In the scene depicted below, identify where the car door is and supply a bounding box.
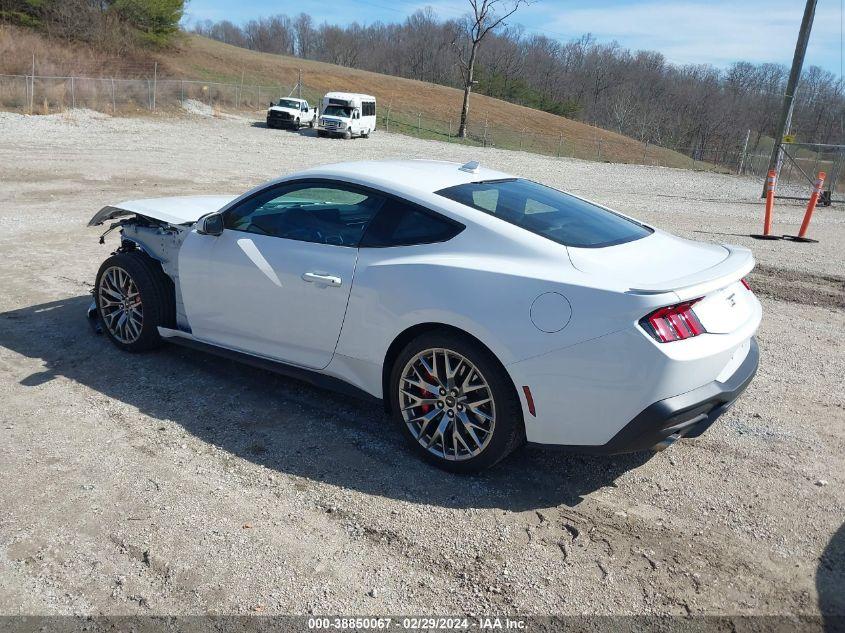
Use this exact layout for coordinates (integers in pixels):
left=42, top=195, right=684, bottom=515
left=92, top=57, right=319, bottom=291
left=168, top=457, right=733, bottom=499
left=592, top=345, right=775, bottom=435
left=178, top=180, right=386, bottom=369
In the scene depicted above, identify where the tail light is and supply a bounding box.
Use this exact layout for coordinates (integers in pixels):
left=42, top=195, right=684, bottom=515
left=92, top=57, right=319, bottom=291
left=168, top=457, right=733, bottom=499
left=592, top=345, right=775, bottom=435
left=741, top=278, right=751, bottom=290
left=641, top=299, right=706, bottom=343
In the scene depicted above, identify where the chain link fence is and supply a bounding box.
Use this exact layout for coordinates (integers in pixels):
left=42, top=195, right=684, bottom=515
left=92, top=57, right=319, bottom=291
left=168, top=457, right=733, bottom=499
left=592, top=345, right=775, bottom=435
left=4, top=72, right=819, bottom=178
left=1, top=73, right=300, bottom=116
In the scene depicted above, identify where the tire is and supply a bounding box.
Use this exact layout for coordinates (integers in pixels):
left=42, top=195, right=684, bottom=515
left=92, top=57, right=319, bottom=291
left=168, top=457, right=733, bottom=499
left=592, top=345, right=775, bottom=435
left=389, top=330, right=525, bottom=473
left=309, top=118, right=315, bottom=128
left=317, top=130, right=326, bottom=138
left=295, top=117, right=300, bottom=129
left=362, top=129, right=370, bottom=138
left=343, top=130, right=352, bottom=140
left=95, top=251, right=174, bottom=353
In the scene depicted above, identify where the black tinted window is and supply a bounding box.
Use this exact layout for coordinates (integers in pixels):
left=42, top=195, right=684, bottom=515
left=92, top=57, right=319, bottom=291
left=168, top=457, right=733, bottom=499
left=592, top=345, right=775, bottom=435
left=361, top=200, right=463, bottom=247
left=224, top=182, right=384, bottom=247
left=436, top=179, right=652, bottom=248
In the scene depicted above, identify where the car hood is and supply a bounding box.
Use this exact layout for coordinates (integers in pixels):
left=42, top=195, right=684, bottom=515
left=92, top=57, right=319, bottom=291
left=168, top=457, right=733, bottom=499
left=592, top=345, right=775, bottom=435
left=568, top=230, right=753, bottom=300
left=88, top=195, right=238, bottom=227
left=268, top=106, right=299, bottom=115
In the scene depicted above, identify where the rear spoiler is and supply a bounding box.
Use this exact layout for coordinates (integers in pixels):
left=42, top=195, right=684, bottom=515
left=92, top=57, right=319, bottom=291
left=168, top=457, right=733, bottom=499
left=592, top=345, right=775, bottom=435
left=627, top=245, right=754, bottom=301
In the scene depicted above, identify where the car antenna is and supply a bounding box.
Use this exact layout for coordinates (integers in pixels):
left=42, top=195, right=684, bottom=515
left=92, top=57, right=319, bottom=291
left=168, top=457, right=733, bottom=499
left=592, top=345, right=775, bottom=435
left=459, top=160, right=480, bottom=173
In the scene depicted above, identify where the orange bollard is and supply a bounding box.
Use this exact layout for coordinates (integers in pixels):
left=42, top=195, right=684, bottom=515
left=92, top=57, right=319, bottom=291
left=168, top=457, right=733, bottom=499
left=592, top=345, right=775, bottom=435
left=751, top=169, right=782, bottom=240
left=784, top=171, right=825, bottom=243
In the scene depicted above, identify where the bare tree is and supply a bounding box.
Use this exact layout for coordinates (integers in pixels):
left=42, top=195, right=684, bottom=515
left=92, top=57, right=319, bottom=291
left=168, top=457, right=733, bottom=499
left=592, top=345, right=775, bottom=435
left=453, top=0, right=528, bottom=138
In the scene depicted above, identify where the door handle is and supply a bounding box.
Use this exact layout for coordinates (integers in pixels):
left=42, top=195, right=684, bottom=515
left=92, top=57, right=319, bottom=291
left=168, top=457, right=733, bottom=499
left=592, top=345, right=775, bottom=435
left=302, top=272, right=342, bottom=287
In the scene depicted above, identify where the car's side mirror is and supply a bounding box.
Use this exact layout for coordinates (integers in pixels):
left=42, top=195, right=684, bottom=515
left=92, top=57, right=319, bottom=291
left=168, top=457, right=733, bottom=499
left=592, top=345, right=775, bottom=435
left=198, top=212, right=224, bottom=236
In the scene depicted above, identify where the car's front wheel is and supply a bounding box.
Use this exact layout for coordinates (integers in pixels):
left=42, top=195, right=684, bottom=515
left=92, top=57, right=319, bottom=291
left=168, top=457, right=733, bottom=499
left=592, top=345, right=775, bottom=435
left=95, top=251, right=173, bottom=352
left=390, top=331, right=524, bottom=473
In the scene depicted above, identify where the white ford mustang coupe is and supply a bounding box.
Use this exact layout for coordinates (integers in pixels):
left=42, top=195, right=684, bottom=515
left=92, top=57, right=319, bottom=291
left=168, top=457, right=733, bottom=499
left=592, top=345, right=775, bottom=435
left=88, top=160, right=761, bottom=472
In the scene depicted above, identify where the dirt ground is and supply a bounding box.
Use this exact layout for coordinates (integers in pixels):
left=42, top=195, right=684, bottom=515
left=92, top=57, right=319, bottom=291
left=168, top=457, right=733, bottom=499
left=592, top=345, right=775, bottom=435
left=0, top=110, right=843, bottom=620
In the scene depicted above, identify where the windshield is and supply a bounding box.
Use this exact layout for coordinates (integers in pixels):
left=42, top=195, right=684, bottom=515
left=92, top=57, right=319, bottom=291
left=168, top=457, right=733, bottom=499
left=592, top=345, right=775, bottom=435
left=276, top=99, right=301, bottom=109
left=323, top=105, right=351, bottom=118
left=436, top=178, right=652, bottom=248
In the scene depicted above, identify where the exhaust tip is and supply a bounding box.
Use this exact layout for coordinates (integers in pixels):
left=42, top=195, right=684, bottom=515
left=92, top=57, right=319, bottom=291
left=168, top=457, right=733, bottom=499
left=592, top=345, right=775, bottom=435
left=652, top=433, right=682, bottom=452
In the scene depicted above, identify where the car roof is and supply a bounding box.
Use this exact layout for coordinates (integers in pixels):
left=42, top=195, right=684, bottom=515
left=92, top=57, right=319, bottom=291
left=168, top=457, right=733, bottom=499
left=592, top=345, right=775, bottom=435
left=296, top=160, right=514, bottom=194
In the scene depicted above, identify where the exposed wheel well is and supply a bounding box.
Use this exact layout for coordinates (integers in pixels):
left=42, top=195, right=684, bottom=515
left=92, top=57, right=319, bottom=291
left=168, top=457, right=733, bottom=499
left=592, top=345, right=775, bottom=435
left=381, top=323, right=521, bottom=416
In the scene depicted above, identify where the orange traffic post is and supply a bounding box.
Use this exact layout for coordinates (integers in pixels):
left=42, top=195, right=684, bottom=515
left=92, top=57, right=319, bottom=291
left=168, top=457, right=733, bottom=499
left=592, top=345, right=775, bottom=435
left=751, top=169, right=782, bottom=240
left=784, top=171, right=825, bottom=243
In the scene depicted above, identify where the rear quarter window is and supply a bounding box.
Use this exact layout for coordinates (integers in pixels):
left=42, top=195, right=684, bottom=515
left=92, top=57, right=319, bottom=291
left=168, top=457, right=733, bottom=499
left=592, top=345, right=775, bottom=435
left=360, top=199, right=464, bottom=247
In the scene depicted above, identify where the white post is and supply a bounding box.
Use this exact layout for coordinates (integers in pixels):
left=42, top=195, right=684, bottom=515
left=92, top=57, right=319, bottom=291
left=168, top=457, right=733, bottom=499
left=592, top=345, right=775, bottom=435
left=738, top=129, right=751, bottom=175
left=237, top=70, right=244, bottom=109
left=111, top=78, right=116, bottom=114
left=152, top=62, right=157, bottom=110
left=417, top=112, right=421, bottom=134
left=30, top=53, right=35, bottom=114
left=180, top=79, right=184, bottom=107
left=70, top=76, right=74, bottom=110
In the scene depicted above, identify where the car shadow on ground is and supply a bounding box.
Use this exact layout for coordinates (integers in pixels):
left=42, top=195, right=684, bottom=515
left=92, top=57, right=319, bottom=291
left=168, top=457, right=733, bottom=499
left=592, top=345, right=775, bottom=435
left=818, top=521, right=845, bottom=627
left=0, top=296, right=652, bottom=511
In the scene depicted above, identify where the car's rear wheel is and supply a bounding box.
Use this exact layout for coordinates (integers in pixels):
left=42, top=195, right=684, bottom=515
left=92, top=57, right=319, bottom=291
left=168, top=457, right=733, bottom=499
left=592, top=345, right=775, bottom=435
left=390, top=331, right=524, bottom=473
left=95, top=251, right=173, bottom=353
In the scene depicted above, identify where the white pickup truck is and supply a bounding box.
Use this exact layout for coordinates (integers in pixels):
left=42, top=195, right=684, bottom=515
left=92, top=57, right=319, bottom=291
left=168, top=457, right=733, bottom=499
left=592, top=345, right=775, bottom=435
left=265, top=98, right=317, bottom=130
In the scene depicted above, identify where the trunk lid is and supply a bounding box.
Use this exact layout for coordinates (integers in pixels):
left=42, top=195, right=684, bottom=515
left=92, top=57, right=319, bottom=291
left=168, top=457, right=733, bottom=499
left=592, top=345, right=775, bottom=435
left=568, top=230, right=753, bottom=299
left=568, top=230, right=756, bottom=333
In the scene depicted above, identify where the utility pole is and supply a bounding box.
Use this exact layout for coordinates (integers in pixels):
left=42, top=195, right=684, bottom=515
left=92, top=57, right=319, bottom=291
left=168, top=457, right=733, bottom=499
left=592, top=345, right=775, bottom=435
left=152, top=62, right=157, bottom=111
left=298, top=69, right=302, bottom=100
left=763, top=0, right=817, bottom=196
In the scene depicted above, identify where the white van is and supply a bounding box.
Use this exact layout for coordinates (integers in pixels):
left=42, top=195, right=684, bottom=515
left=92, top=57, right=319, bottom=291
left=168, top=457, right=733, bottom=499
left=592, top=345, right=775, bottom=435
left=317, top=92, right=377, bottom=139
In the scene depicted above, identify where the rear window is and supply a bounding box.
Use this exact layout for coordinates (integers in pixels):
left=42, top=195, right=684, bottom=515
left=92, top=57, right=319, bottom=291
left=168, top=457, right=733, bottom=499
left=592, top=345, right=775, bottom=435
left=436, top=178, right=652, bottom=248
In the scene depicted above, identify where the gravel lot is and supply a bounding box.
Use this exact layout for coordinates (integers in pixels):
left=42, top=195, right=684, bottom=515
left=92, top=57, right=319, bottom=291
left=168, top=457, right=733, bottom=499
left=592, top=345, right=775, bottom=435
left=0, top=110, right=843, bottom=619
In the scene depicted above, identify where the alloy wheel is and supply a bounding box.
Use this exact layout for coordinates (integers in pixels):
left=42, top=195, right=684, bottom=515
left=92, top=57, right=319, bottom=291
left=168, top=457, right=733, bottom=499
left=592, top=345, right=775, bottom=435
left=399, top=348, right=496, bottom=461
left=98, top=265, right=143, bottom=344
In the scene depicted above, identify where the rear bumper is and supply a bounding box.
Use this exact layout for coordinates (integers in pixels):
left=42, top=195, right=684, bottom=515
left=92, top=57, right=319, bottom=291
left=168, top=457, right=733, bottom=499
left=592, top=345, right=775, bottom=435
left=530, top=337, right=759, bottom=454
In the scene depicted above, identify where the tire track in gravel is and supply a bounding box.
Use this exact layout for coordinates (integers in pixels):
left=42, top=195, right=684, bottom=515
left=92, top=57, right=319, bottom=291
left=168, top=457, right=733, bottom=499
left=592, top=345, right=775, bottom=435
left=748, top=264, right=845, bottom=309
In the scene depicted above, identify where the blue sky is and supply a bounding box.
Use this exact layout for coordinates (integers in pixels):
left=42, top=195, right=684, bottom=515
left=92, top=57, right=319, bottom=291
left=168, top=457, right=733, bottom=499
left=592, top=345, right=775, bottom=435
left=183, top=0, right=844, bottom=75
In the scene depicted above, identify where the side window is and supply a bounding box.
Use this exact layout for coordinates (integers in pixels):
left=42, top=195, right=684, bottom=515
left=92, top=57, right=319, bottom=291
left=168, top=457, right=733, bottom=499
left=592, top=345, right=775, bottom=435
left=360, top=199, right=464, bottom=247
left=224, top=182, right=385, bottom=247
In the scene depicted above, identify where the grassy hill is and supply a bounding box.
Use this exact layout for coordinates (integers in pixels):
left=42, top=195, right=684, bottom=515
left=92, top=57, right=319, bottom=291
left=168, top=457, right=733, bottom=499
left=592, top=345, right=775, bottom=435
left=1, top=26, right=708, bottom=169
